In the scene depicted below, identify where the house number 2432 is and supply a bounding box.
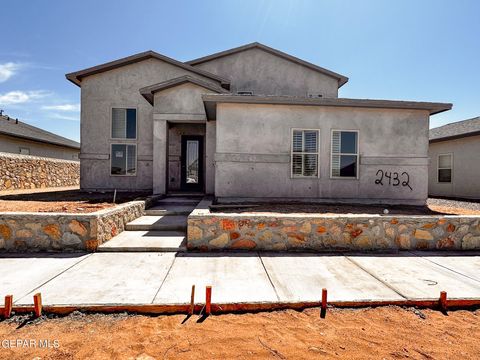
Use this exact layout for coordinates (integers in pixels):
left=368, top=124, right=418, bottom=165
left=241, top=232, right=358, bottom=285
left=375, top=170, right=412, bottom=191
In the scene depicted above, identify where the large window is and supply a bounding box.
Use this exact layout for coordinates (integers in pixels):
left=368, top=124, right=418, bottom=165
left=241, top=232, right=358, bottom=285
left=438, top=154, right=452, bottom=183
left=291, top=129, right=319, bottom=177
left=111, top=144, right=136, bottom=175
left=331, top=130, right=359, bottom=178
left=112, top=108, right=137, bottom=139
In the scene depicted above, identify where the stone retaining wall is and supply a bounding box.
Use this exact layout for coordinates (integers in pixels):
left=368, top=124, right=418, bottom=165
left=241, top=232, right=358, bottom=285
left=188, top=205, right=480, bottom=251
left=0, top=152, right=79, bottom=191
left=0, top=199, right=151, bottom=252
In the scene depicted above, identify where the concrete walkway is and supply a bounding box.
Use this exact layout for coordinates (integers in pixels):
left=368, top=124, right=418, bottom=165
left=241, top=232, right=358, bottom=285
left=1, top=251, right=479, bottom=307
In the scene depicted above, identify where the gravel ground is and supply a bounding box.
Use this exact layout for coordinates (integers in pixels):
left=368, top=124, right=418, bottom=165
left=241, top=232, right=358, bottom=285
left=427, top=197, right=480, bottom=212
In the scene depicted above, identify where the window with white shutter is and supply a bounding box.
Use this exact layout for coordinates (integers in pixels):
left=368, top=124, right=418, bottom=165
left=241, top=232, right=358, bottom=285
left=331, top=130, right=359, bottom=178
left=112, top=108, right=136, bottom=139
left=437, top=154, right=452, bottom=183
left=291, top=129, right=319, bottom=177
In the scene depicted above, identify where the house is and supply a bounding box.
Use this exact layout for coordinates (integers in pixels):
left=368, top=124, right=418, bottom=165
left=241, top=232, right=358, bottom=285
left=66, top=42, right=451, bottom=205
left=429, top=117, right=480, bottom=199
left=0, top=114, right=80, bottom=160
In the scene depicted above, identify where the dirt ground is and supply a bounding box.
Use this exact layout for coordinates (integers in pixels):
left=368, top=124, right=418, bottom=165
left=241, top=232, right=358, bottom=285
left=212, top=198, right=480, bottom=216
left=0, top=307, right=478, bottom=359
left=0, top=190, right=151, bottom=213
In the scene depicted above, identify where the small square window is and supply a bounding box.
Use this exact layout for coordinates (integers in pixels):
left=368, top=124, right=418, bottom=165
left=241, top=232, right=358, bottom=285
left=111, top=144, right=136, bottom=175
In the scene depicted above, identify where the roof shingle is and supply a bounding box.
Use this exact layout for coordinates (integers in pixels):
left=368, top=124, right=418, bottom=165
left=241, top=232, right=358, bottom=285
left=0, top=115, right=80, bottom=149
left=429, top=116, right=480, bottom=142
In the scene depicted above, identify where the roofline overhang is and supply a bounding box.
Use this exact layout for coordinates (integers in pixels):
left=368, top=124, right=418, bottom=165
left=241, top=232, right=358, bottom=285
left=430, top=130, right=480, bottom=143
left=139, top=75, right=230, bottom=105
left=202, top=95, right=452, bottom=120
left=66, top=50, right=231, bottom=88
left=0, top=131, right=80, bottom=150
left=187, top=42, right=349, bottom=88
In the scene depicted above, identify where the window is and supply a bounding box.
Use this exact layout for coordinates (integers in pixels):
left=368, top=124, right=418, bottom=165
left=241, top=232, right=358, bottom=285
left=112, top=108, right=136, bottom=139
left=111, top=144, right=136, bottom=175
left=331, top=130, right=359, bottom=178
left=438, top=154, right=452, bottom=183
left=291, top=129, right=319, bottom=177
left=19, top=147, right=30, bottom=155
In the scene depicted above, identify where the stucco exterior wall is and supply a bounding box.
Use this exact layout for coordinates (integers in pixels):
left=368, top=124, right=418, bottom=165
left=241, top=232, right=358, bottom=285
left=192, top=48, right=339, bottom=97
left=428, top=135, right=480, bottom=199
left=0, top=133, right=79, bottom=160
left=80, top=58, right=219, bottom=191
left=215, top=103, right=430, bottom=205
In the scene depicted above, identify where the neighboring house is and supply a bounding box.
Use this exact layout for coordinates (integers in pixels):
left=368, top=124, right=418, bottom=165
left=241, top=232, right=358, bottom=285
left=0, top=114, right=80, bottom=160
left=67, top=42, right=451, bottom=205
left=429, top=117, right=480, bottom=199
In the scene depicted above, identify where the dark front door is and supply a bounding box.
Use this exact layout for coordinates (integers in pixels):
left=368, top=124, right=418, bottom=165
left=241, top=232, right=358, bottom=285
left=181, top=135, right=204, bottom=191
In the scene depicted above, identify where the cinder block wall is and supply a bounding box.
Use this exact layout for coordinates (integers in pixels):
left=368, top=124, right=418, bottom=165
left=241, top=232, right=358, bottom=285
left=0, top=152, right=79, bottom=191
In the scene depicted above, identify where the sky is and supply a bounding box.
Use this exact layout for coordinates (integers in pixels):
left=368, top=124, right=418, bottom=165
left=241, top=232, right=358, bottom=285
left=0, top=0, right=479, bottom=142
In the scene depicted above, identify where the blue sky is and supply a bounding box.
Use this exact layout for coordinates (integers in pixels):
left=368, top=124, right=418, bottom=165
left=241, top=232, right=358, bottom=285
left=1, top=0, right=479, bottom=142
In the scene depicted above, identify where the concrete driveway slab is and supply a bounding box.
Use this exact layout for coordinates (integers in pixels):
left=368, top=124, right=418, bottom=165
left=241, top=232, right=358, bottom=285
left=410, top=251, right=480, bottom=283
left=0, top=253, right=89, bottom=302
left=347, top=254, right=480, bottom=300
left=154, top=253, right=278, bottom=304
left=261, top=253, right=403, bottom=302
left=16, top=253, right=176, bottom=305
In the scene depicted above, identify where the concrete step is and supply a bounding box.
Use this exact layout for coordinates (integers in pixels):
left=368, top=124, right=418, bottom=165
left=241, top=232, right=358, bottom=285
left=126, top=215, right=187, bottom=231
left=156, top=197, right=201, bottom=205
left=98, top=231, right=186, bottom=252
left=146, top=204, right=195, bottom=216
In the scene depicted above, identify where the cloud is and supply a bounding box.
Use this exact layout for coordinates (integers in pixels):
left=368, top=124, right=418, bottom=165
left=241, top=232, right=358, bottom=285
left=0, top=90, right=50, bottom=105
left=42, top=103, right=80, bottom=112
left=0, top=62, right=22, bottom=83
left=51, top=113, right=80, bottom=122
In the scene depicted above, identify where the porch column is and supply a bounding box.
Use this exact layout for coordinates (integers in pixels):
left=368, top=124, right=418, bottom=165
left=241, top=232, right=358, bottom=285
left=153, top=119, right=167, bottom=194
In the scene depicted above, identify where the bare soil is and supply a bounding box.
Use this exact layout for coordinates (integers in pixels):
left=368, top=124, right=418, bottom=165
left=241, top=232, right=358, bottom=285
left=0, top=307, right=478, bottom=359
left=0, top=190, right=150, bottom=213
left=212, top=198, right=480, bottom=216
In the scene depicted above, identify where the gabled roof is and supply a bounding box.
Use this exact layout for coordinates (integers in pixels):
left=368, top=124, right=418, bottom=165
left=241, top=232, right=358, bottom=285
left=0, top=115, right=80, bottom=149
left=66, top=50, right=231, bottom=88
left=139, top=75, right=230, bottom=105
left=186, top=42, right=349, bottom=87
left=430, top=116, right=480, bottom=143
left=202, top=94, right=452, bottom=120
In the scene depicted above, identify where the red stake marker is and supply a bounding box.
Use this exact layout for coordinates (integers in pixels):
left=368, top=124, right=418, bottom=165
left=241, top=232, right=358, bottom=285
left=206, top=286, right=212, bottom=315
left=440, top=291, right=447, bottom=312
left=4, top=295, right=13, bottom=319
left=33, top=293, right=42, bottom=318
left=321, top=288, right=328, bottom=318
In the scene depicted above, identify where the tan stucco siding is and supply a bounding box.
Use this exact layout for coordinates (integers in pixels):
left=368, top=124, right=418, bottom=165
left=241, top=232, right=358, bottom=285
left=192, top=48, right=339, bottom=97
left=215, top=103, right=429, bottom=204
left=0, top=134, right=79, bottom=160
left=428, top=135, right=480, bottom=199
left=80, top=58, right=219, bottom=190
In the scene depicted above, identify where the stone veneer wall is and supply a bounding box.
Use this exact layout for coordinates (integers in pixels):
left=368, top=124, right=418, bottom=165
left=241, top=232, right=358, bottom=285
left=0, top=152, right=79, bottom=190
left=0, top=200, right=151, bottom=252
left=188, top=206, right=480, bottom=251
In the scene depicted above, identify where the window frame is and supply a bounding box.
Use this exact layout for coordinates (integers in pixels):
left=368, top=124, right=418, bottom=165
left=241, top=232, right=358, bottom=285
left=110, top=143, right=137, bottom=177
left=19, top=147, right=30, bottom=155
left=110, top=107, right=138, bottom=141
left=330, top=129, right=360, bottom=180
left=290, top=128, right=320, bottom=179
left=437, top=153, right=453, bottom=184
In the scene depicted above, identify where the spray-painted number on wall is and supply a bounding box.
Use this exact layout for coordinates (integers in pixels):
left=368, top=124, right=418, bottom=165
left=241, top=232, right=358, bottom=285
left=375, top=170, right=412, bottom=191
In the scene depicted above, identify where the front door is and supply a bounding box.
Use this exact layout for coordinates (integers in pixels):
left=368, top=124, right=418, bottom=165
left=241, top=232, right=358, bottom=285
left=181, top=135, right=204, bottom=191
